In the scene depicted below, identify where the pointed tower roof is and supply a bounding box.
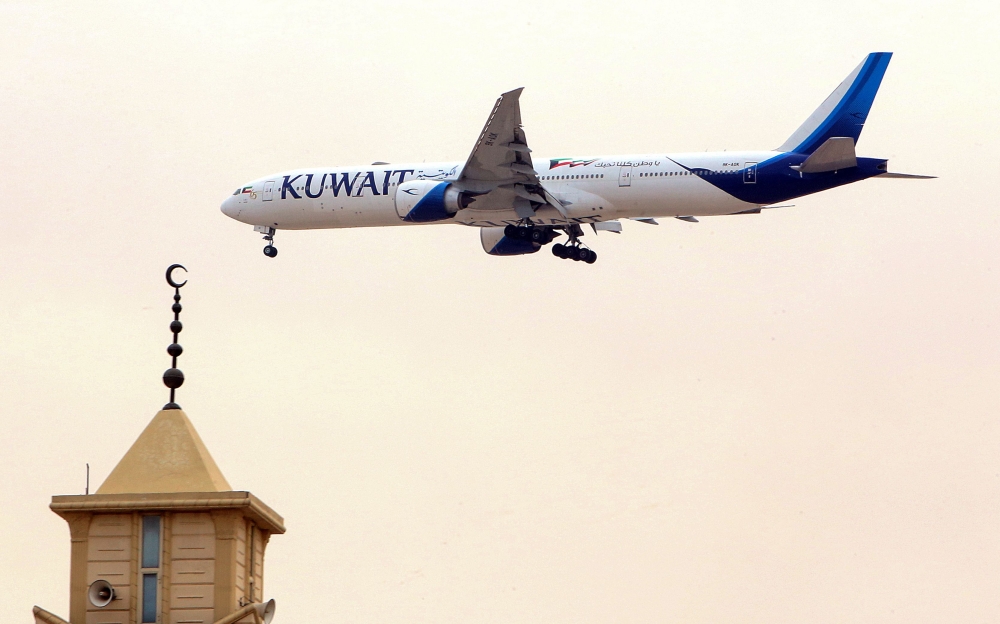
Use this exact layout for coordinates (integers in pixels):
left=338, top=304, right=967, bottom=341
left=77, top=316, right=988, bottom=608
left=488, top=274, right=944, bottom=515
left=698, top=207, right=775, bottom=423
left=97, top=409, right=231, bottom=494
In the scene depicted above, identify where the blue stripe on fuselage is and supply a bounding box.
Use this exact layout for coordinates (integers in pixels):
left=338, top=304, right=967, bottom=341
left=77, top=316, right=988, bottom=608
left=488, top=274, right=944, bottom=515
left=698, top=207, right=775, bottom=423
left=671, top=155, right=887, bottom=206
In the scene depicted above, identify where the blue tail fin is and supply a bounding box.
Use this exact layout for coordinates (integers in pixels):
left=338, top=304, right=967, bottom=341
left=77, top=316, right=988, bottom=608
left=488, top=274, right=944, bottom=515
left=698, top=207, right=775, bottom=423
left=778, top=52, right=892, bottom=154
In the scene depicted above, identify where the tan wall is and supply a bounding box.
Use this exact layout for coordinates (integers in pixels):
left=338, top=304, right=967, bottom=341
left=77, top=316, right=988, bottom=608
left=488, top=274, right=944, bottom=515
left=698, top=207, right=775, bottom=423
left=168, top=512, right=216, bottom=624
left=234, top=520, right=246, bottom=606
left=85, top=514, right=133, bottom=624
left=65, top=514, right=92, bottom=624
left=210, top=510, right=242, bottom=623
left=62, top=506, right=275, bottom=624
left=250, top=525, right=266, bottom=603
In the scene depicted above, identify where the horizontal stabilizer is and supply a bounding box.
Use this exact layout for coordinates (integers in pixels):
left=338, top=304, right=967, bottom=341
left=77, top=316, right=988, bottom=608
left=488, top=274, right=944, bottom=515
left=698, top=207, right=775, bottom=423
left=793, top=137, right=857, bottom=173
left=877, top=172, right=937, bottom=179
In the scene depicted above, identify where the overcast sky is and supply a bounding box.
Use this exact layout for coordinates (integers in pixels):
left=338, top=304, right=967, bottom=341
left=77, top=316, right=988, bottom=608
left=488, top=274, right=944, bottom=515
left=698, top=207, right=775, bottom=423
left=2, top=2, right=999, bottom=623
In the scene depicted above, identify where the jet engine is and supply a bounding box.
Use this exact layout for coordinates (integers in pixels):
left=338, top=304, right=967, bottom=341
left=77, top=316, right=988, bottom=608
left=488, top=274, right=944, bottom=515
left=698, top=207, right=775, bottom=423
left=480, top=226, right=541, bottom=256
left=394, top=180, right=474, bottom=223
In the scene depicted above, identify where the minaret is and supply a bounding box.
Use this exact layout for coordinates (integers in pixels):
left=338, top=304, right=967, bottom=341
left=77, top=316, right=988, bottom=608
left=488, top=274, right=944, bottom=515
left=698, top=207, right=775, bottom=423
left=34, top=266, right=284, bottom=624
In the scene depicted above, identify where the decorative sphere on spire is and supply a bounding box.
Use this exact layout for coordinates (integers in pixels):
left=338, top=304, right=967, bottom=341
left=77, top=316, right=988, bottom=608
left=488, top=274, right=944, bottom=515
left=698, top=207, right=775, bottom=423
left=163, top=368, right=185, bottom=389
left=162, top=264, right=188, bottom=410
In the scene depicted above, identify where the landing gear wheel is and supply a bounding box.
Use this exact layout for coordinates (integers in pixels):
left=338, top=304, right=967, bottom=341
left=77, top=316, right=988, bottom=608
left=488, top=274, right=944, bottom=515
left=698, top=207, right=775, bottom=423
left=552, top=243, right=566, bottom=258
left=584, top=249, right=597, bottom=264
left=531, top=228, right=544, bottom=243
left=256, top=226, right=279, bottom=258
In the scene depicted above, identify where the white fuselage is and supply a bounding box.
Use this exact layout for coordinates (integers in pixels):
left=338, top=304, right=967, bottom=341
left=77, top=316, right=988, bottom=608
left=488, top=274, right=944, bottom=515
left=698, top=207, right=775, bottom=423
left=221, top=151, right=778, bottom=230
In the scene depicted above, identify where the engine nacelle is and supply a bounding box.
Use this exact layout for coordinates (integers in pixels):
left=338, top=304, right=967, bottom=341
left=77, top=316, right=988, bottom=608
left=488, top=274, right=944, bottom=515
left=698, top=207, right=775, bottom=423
left=394, top=180, right=473, bottom=223
left=480, top=226, right=540, bottom=256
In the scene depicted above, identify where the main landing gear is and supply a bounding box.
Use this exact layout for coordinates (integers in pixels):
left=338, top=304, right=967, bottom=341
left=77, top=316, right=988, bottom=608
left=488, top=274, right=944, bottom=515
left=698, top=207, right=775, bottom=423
left=504, top=222, right=598, bottom=264
left=551, top=224, right=596, bottom=264
left=504, top=224, right=557, bottom=245
left=255, top=226, right=278, bottom=258
left=552, top=243, right=597, bottom=264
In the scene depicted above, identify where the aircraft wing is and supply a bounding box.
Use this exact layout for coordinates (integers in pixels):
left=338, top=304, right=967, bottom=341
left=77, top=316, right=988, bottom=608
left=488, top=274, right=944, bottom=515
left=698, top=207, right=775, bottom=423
left=460, top=88, right=537, bottom=185
left=458, top=88, right=566, bottom=218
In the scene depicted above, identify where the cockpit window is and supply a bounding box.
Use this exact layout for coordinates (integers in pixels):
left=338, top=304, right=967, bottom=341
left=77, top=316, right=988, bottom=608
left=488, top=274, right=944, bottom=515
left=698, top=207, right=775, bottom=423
left=233, top=189, right=241, bottom=195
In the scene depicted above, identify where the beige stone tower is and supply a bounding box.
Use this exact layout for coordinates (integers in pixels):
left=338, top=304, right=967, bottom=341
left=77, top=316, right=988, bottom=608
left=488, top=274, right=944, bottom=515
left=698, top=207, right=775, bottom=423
left=36, top=408, right=285, bottom=624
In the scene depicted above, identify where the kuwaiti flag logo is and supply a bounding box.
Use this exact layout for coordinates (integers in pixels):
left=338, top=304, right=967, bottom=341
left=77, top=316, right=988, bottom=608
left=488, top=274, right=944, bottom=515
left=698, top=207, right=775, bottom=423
left=549, top=158, right=598, bottom=169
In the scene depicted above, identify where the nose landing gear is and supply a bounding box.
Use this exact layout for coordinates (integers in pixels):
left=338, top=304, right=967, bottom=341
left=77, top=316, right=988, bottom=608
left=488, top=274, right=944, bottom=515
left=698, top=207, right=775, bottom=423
left=255, top=226, right=278, bottom=258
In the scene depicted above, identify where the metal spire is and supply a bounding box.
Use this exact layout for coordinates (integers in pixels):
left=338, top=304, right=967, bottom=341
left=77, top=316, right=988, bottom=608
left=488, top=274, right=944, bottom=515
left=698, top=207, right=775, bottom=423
left=162, top=264, right=187, bottom=410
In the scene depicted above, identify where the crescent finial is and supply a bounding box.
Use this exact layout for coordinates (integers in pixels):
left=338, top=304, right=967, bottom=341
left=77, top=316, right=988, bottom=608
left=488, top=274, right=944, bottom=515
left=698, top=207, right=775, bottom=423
left=166, top=264, right=188, bottom=288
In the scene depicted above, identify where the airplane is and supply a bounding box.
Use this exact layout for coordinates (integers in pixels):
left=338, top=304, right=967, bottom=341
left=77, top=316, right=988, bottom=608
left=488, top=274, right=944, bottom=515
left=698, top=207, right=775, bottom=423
left=221, top=52, right=931, bottom=264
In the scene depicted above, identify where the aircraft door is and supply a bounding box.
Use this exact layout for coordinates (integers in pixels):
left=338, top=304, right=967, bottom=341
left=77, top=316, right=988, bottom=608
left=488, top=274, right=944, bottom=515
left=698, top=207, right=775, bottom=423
left=618, top=165, right=632, bottom=187
left=743, top=163, right=758, bottom=184
left=263, top=180, right=275, bottom=201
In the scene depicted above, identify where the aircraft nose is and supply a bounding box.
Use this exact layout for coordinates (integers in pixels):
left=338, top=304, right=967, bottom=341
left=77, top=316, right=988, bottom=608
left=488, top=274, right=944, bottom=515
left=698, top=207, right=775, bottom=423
left=221, top=195, right=236, bottom=218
